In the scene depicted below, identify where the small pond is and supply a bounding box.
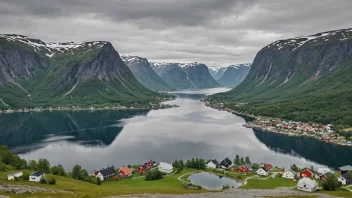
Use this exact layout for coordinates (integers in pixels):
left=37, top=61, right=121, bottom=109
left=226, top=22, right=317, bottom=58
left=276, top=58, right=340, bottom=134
left=188, top=172, right=242, bottom=190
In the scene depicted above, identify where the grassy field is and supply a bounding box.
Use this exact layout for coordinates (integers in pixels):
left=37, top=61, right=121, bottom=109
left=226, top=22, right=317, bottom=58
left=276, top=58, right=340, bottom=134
left=0, top=168, right=210, bottom=197
left=241, top=176, right=296, bottom=189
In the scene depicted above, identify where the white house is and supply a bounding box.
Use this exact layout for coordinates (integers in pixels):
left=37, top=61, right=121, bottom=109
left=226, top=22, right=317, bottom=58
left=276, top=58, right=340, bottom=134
left=29, top=171, right=45, bottom=182
left=282, top=170, right=296, bottom=180
left=158, top=162, right=173, bottom=174
left=338, top=176, right=347, bottom=185
left=206, top=160, right=217, bottom=169
left=256, top=168, right=269, bottom=176
left=317, top=167, right=331, bottom=175
left=7, top=172, right=23, bottom=181
left=297, top=178, right=318, bottom=192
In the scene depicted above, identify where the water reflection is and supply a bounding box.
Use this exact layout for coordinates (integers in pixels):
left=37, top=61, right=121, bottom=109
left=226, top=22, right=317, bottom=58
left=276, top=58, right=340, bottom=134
left=253, top=129, right=352, bottom=169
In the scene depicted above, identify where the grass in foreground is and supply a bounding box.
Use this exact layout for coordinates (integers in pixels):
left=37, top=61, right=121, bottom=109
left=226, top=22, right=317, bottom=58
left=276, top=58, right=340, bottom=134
left=241, top=176, right=296, bottom=189
left=0, top=168, right=209, bottom=197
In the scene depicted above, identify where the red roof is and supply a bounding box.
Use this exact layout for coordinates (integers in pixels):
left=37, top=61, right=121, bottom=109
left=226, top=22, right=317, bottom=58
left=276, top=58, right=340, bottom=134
left=120, top=167, right=132, bottom=175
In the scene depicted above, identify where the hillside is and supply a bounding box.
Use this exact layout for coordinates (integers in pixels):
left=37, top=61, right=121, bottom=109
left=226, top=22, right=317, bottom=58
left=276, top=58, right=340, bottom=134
left=208, top=67, right=227, bottom=80
left=211, top=28, right=352, bottom=126
left=217, top=64, right=251, bottom=87
left=151, top=62, right=220, bottom=89
left=121, top=55, right=173, bottom=91
left=0, top=34, right=162, bottom=110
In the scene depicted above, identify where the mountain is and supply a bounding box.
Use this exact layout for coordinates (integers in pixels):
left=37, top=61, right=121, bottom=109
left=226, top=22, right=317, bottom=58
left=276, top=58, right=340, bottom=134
left=151, top=62, right=220, bottom=89
left=0, top=34, right=162, bottom=110
left=121, top=55, right=173, bottom=91
left=212, top=28, right=352, bottom=126
left=217, top=64, right=251, bottom=87
left=208, top=67, right=227, bottom=80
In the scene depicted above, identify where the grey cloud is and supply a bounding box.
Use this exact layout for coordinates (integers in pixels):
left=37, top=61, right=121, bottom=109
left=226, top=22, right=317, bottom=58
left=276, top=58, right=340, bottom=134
left=0, top=0, right=351, bottom=67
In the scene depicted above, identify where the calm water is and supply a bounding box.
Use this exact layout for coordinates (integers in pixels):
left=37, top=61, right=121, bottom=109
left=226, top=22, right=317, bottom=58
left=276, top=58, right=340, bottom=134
left=188, top=172, right=242, bottom=190
left=1, top=88, right=352, bottom=171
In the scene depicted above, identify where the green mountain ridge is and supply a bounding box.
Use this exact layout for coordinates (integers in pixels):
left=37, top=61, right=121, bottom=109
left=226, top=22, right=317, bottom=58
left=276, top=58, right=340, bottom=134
left=211, top=28, right=352, bottom=126
left=0, top=34, right=162, bottom=110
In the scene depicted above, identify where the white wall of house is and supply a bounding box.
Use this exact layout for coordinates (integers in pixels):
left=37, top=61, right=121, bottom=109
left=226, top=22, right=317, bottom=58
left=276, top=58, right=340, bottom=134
left=317, top=167, right=331, bottom=175
left=206, top=161, right=216, bottom=169
left=256, top=168, right=268, bottom=176
left=282, top=171, right=295, bottom=179
left=29, top=174, right=45, bottom=182
left=297, top=178, right=317, bottom=192
left=159, top=162, right=173, bottom=174
left=338, top=177, right=347, bottom=185
left=8, top=172, right=23, bottom=181
left=96, top=172, right=104, bottom=181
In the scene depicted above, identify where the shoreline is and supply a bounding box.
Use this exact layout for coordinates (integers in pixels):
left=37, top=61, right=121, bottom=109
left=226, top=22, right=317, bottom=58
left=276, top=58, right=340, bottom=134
left=202, top=102, right=352, bottom=148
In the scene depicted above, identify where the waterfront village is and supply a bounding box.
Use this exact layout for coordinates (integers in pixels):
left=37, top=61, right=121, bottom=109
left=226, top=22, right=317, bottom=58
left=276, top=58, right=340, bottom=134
left=200, top=99, right=352, bottom=148
left=3, top=156, right=352, bottom=196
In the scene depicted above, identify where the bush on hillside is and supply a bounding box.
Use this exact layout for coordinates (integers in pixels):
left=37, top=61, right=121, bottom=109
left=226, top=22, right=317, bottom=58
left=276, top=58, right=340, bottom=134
left=145, top=169, right=163, bottom=181
left=47, top=176, right=56, bottom=185
left=40, top=178, right=47, bottom=184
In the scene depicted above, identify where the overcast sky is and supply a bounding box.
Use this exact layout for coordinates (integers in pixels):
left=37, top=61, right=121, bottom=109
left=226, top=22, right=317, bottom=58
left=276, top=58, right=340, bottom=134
left=1, top=0, right=352, bottom=67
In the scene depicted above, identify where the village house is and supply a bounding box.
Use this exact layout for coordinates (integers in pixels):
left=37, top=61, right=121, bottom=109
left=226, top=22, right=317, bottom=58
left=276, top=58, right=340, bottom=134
left=93, top=166, right=116, bottom=181
left=282, top=170, right=296, bottom=180
left=220, top=157, right=232, bottom=169
left=239, top=164, right=252, bottom=173
left=300, top=169, right=313, bottom=178
left=319, top=172, right=333, bottom=181
left=29, top=171, right=45, bottom=182
left=7, top=172, right=23, bottom=181
left=119, top=166, right=132, bottom=178
left=158, top=162, right=173, bottom=174
left=137, top=160, right=156, bottom=174
left=256, top=167, right=270, bottom=176
left=317, top=167, right=331, bottom=175
left=297, top=177, right=318, bottom=192
left=261, top=163, right=272, bottom=170
left=338, top=165, right=352, bottom=174
left=338, top=173, right=352, bottom=185
left=206, top=160, right=219, bottom=169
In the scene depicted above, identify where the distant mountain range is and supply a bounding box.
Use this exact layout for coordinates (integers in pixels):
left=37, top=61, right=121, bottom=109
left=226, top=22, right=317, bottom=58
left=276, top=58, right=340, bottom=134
left=151, top=62, right=220, bottom=89
left=121, top=55, right=172, bottom=91
left=212, top=28, right=352, bottom=126
left=0, top=34, right=162, bottom=110
left=208, top=67, right=227, bottom=81
left=217, top=64, right=251, bottom=87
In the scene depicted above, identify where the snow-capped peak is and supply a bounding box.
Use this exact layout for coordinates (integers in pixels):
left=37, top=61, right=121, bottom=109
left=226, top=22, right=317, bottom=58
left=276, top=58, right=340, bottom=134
left=121, top=55, right=147, bottom=65
left=0, top=34, right=108, bottom=57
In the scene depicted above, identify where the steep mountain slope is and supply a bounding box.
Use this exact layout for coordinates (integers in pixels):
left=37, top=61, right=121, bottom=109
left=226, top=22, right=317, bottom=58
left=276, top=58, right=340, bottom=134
left=121, top=55, right=172, bottom=91
left=212, top=28, right=352, bottom=126
left=217, top=64, right=251, bottom=87
left=208, top=67, right=227, bottom=80
left=151, top=62, right=219, bottom=89
left=0, top=34, right=161, bottom=110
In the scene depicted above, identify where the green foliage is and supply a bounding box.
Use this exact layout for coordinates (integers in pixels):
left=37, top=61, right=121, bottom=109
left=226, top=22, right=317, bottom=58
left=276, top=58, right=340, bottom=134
left=22, top=171, right=30, bottom=180
left=348, top=170, right=352, bottom=176
left=72, top=165, right=82, bottom=180
left=240, top=157, right=245, bottom=165
left=252, top=163, right=260, bottom=170
left=323, top=174, right=341, bottom=191
left=0, top=145, right=27, bottom=170
left=28, top=160, right=38, bottom=170
left=47, top=176, right=56, bottom=185
left=245, top=156, right=251, bottom=164
left=172, top=160, right=184, bottom=170
left=40, top=178, right=47, bottom=184
left=291, top=164, right=299, bottom=172
left=185, top=158, right=206, bottom=170
left=145, top=169, right=163, bottom=181
left=234, top=154, right=240, bottom=166
left=96, top=177, right=101, bottom=185
left=37, top=159, right=50, bottom=172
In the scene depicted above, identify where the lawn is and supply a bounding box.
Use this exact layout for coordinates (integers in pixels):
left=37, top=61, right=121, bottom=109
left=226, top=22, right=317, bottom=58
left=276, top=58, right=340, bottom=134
left=241, top=176, right=296, bottom=189
left=0, top=168, right=210, bottom=197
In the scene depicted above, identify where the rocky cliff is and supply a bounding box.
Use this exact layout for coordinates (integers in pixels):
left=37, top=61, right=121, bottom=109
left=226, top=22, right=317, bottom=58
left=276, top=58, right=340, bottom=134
left=121, top=55, right=172, bottom=91
left=151, top=62, right=219, bottom=89
left=0, top=34, right=160, bottom=110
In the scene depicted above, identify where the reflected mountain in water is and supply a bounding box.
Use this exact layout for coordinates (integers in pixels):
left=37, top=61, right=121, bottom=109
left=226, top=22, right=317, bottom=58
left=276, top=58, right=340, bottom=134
left=0, top=110, right=149, bottom=153
left=253, top=129, right=352, bottom=169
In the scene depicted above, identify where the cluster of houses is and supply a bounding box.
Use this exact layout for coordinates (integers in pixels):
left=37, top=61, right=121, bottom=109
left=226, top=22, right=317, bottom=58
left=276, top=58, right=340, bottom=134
left=206, top=157, right=352, bottom=192
left=250, top=118, right=352, bottom=146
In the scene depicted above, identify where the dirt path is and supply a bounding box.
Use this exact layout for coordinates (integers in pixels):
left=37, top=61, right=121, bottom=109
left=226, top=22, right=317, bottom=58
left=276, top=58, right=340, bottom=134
left=109, top=187, right=338, bottom=198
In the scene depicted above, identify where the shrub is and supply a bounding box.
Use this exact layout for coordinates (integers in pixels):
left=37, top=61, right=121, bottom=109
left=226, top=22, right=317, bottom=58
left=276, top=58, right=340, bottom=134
left=96, top=177, right=101, bottom=185
left=22, top=171, right=30, bottom=180
left=40, top=178, right=47, bottom=184
left=145, top=169, right=163, bottom=181
left=323, top=174, right=341, bottom=191
left=47, top=176, right=56, bottom=185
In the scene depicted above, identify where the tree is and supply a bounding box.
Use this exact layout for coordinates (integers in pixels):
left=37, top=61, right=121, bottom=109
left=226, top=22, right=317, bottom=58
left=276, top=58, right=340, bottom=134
left=40, top=178, right=47, bottom=184
left=96, top=177, right=101, bottom=185
left=28, top=160, right=38, bottom=170
left=323, top=174, right=341, bottom=191
left=145, top=169, right=163, bottom=181
left=37, top=159, right=50, bottom=172
left=72, top=165, right=82, bottom=180
left=234, top=154, right=240, bottom=166
left=252, top=163, right=260, bottom=170
left=79, top=169, right=89, bottom=180
left=50, top=166, right=59, bottom=175
left=47, top=176, right=56, bottom=185
left=240, top=157, right=245, bottom=165
left=57, top=164, right=66, bottom=176
left=245, top=156, right=251, bottom=164
left=291, top=164, right=299, bottom=172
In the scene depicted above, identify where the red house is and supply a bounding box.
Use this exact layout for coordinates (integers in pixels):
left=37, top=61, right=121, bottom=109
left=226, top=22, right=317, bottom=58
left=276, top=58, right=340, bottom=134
left=300, top=169, right=313, bottom=178
left=239, top=164, right=252, bottom=173
left=261, top=163, right=272, bottom=170
left=119, top=166, right=132, bottom=177
left=137, top=164, right=149, bottom=174
left=320, top=172, right=333, bottom=181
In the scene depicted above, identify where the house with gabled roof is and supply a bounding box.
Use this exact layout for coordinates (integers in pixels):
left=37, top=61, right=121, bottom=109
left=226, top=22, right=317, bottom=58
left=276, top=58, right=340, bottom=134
left=239, top=164, right=252, bottom=173
left=220, top=157, right=232, bottom=169
left=29, top=171, right=45, bottom=182
left=320, top=172, right=333, bottom=181
left=282, top=170, right=296, bottom=180
left=119, top=166, right=132, bottom=178
left=338, top=165, right=352, bottom=174
left=256, top=167, right=270, bottom=176
left=206, top=159, right=219, bottom=169
left=339, top=173, right=352, bottom=185
left=94, top=166, right=116, bottom=181
left=297, top=177, right=318, bottom=192
left=300, top=169, right=313, bottom=178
